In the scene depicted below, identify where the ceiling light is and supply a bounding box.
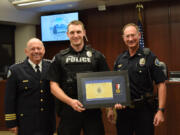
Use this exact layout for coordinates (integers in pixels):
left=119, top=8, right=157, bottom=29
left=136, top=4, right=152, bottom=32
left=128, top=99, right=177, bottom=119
left=12, top=0, right=52, bottom=6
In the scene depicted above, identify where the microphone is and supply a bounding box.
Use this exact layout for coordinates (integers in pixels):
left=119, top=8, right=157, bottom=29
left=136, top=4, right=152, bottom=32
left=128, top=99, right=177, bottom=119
left=84, top=35, right=88, bottom=42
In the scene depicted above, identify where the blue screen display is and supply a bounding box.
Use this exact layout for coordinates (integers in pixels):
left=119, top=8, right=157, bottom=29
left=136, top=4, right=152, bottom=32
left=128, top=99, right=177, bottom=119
left=41, top=12, right=78, bottom=42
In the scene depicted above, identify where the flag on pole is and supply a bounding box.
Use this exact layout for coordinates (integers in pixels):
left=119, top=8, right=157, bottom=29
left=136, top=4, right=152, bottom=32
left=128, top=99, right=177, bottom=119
left=136, top=3, right=144, bottom=48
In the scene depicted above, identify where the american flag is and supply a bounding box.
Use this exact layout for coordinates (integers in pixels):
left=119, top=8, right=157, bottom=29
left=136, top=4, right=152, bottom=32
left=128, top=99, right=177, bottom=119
left=136, top=3, right=144, bottom=48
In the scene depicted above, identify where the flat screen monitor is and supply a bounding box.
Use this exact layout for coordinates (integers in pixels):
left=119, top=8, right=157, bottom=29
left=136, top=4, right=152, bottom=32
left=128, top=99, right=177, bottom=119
left=41, top=12, right=79, bottom=42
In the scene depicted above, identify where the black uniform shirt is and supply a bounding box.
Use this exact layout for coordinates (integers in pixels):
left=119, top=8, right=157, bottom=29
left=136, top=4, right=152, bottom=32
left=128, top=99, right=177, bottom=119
left=47, top=45, right=109, bottom=97
left=114, top=48, right=166, bottom=99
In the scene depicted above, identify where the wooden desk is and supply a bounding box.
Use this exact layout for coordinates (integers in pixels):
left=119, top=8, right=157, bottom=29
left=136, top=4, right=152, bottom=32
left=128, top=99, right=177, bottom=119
left=155, top=81, right=180, bottom=135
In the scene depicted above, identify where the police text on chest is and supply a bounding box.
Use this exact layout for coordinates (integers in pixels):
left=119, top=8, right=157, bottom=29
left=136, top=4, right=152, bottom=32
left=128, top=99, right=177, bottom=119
left=66, top=56, right=91, bottom=63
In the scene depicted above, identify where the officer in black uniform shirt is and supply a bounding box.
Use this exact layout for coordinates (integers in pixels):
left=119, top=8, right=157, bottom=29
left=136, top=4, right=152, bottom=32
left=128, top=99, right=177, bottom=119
left=47, top=20, right=109, bottom=135
left=4, top=38, right=56, bottom=135
left=107, top=23, right=167, bottom=135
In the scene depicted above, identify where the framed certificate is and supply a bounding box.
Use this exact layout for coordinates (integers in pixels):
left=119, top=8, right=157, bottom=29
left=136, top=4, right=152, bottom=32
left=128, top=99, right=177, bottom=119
left=77, top=71, right=131, bottom=109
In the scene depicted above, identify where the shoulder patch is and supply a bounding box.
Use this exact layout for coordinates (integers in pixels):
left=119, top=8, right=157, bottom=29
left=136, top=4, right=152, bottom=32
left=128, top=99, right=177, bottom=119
left=155, top=58, right=161, bottom=66
left=7, top=70, right=11, bottom=78
left=60, top=48, right=70, bottom=55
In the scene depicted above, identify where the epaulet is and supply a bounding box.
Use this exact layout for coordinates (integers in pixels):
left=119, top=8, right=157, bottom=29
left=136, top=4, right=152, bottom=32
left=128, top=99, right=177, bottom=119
left=14, top=60, right=24, bottom=65
left=143, top=48, right=151, bottom=56
left=43, top=59, right=52, bottom=63
left=60, top=48, right=70, bottom=55
left=9, top=60, right=25, bottom=69
left=7, top=60, right=24, bottom=78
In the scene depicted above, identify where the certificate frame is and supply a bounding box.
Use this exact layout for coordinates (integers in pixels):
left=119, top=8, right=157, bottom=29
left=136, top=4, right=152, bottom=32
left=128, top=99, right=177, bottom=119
left=77, top=71, right=131, bottom=109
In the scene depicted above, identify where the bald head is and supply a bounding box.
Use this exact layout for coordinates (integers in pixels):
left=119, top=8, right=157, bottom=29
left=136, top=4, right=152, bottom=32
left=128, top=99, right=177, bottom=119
left=25, top=38, right=45, bottom=64
left=26, top=38, right=44, bottom=48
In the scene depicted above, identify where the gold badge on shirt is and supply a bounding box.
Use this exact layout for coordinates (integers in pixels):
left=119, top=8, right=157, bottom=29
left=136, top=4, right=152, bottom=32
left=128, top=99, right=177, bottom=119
left=22, top=80, right=29, bottom=83
left=139, top=58, right=146, bottom=66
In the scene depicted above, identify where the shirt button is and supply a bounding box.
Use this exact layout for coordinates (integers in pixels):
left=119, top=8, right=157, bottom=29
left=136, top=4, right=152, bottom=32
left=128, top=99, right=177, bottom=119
left=40, top=90, right=44, bottom=93
left=40, top=99, right=43, bottom=102
left=139, top=70, right=142, bottom=73
left=40, top=108, right=44, bottom=111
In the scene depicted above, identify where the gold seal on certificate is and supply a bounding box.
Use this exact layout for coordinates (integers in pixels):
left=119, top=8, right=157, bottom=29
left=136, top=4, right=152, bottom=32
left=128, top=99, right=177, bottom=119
left=77, top=71, right=131, bottom=109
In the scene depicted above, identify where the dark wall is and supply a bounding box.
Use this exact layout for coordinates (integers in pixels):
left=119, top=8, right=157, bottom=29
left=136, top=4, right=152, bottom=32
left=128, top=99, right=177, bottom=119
left=37, top=1, right=180, bottom=72
left=0, top=24, right=15, bottom=78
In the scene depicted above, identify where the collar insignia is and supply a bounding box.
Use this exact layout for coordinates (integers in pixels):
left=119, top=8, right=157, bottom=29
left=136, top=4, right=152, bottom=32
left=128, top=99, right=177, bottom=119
left=22, top=80, right=29, bottom=83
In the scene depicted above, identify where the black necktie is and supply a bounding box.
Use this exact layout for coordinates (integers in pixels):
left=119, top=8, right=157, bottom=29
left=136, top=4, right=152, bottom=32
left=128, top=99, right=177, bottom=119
left=35, top=65, right=41, bottom=77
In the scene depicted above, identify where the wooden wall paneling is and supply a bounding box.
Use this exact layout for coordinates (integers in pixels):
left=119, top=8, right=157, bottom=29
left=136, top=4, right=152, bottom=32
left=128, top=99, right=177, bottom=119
left=83, top=9, right=121, bottom=69
left=144, top=2, right=169, bottom=25
left=170, top=23, right=180, bottom=70
left=145, top=24, right=170, bottom=63
left=121, top=4, right=137, bottom=25
left=155, top=82, right=180, bottom=135
left=170, top=2, right=180, bottom=70
left=144, top=2, right=171, bottom=69
left=165, top=83, right=180, bottom=135
left=170, top=1, right=180, bottom=23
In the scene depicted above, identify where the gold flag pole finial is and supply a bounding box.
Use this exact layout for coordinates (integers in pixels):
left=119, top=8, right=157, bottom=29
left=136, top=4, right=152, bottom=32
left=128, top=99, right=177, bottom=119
left=136, top=2, right=144, bottom=12
left=136, top=1, right=144, bottom=23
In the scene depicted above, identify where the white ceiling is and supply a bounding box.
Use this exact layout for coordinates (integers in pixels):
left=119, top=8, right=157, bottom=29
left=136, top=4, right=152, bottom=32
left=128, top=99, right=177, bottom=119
left=10, top=0, right=151, bottom=13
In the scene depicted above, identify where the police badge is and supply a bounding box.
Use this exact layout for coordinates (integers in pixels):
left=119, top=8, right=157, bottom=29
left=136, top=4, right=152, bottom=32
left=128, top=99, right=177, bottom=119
left=86, top=51, right=92, bottom=57
left=139, top=58, right=146, bottom=66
